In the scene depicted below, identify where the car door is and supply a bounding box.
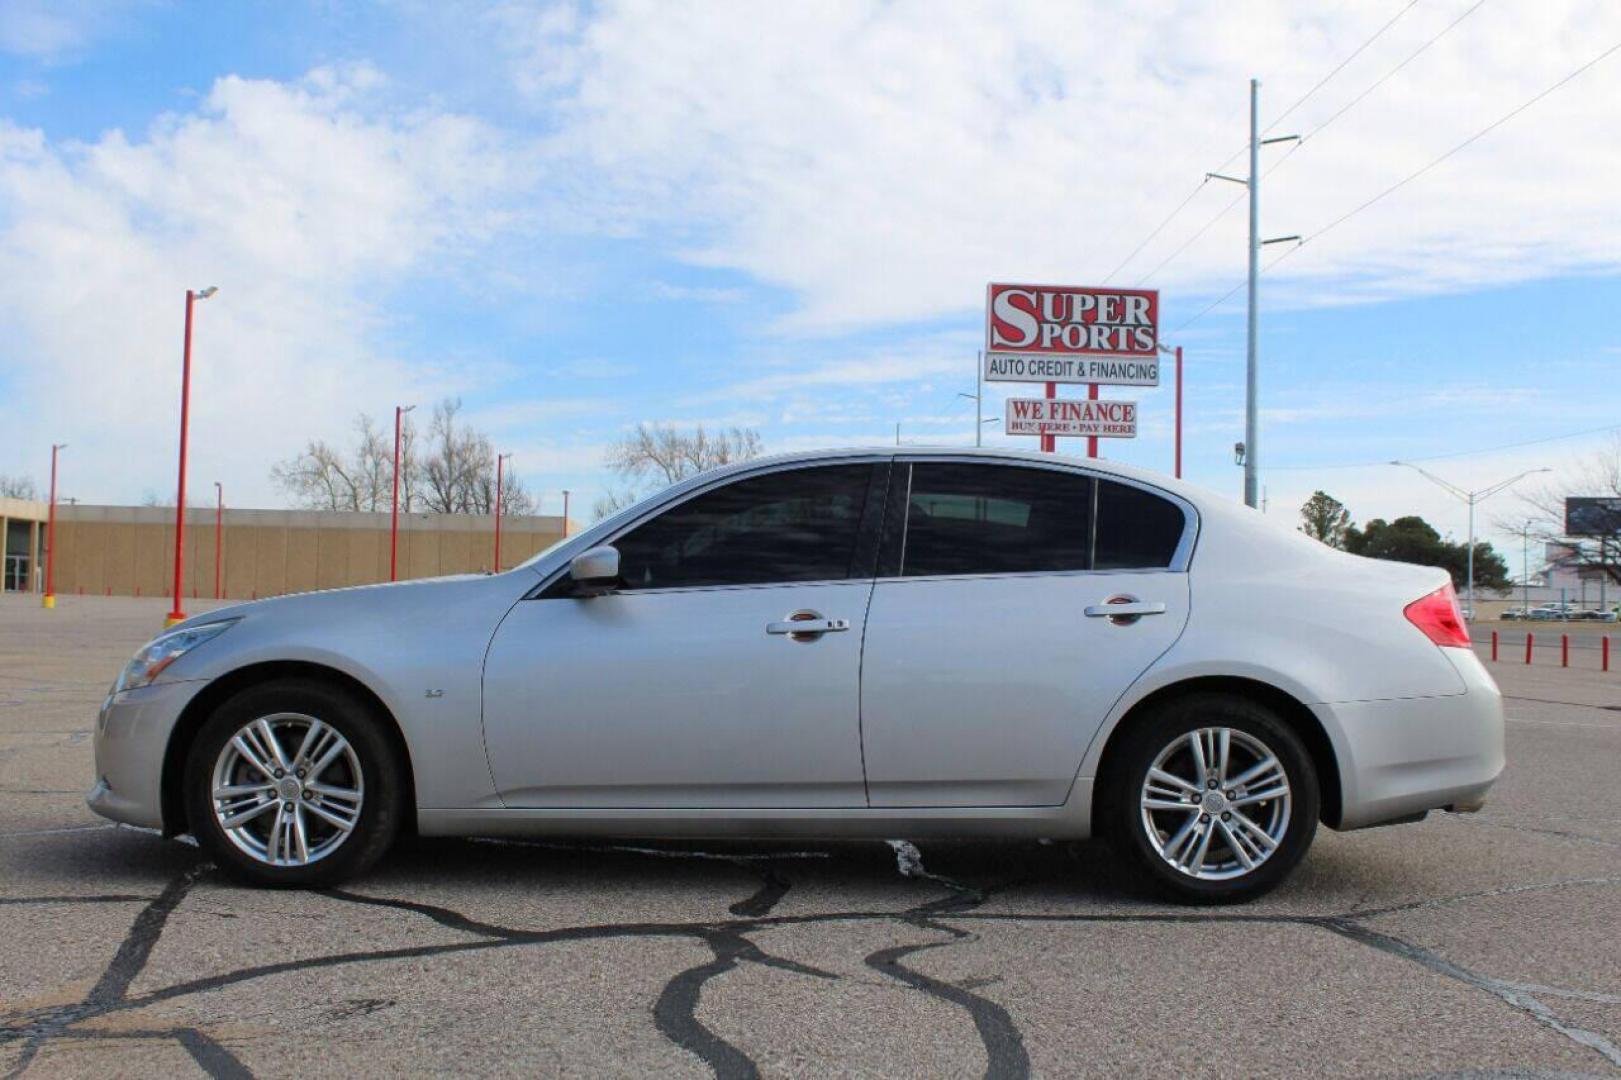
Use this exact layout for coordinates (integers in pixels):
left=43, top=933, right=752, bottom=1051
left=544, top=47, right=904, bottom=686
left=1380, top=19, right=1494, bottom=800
left=481, top=460, right=887, bottom=809
left=859, top=460, right=1193, bottom=807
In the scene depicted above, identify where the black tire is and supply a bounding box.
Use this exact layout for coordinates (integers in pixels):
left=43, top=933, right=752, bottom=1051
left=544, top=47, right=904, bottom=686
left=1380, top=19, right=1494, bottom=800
left=1102, top=693, right=1319, bottom=905
left=184, top=678, right=404, bottom=887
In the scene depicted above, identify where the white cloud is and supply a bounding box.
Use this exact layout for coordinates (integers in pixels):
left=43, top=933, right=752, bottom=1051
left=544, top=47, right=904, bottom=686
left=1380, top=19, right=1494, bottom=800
left=509, top=0, right=1621, bottom=333
left=0, top=0, right=148, bottom=60
left=648, top=280, right=746, bottom=303
left=0, top=66, right=525, bottom=507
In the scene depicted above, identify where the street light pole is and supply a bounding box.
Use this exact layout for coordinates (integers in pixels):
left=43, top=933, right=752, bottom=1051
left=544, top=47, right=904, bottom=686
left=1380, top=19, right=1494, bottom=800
left=975, top=351, right=983, bottom=446
left=213, top=481, right=223, bottom=601
left=1391, top=462, right=1552, bottom=617
left=390, top=404, right=415, bottom=582
left=494, top=452, right=512, bottom=573
left=43, top=443, right=65, bottom=609
left=1522, top=522, right=1532, bottom=614
left=166, top=286, right=217, bottom=628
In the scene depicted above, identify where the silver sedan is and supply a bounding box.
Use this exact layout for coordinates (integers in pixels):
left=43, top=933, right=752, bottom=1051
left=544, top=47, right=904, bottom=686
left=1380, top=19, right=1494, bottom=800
left=90, top=448, right=1503, bottom=903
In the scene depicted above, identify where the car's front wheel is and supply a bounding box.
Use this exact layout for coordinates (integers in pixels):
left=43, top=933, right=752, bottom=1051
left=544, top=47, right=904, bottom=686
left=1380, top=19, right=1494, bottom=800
left=184, top=678, right=404, bottom=887
left=1106, top=694, right=1319, bottom=904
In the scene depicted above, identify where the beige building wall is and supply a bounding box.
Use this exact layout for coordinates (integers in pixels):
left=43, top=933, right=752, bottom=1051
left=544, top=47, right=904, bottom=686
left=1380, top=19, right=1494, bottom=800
left=42, top=505, right=571, bottom=600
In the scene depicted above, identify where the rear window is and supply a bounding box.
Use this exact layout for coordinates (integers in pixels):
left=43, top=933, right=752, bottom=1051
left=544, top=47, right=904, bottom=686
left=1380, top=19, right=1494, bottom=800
left=1094, top=479, right=1186, bottom=570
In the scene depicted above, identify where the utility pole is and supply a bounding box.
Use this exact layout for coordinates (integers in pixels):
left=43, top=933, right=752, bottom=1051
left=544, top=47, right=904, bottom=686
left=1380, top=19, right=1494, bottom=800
left=1208, top=81, right=1298, bottom=508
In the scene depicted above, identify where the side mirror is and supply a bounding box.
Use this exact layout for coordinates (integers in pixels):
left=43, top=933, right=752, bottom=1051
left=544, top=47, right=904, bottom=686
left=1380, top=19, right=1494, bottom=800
left=569, top=545, right=621, bottom=595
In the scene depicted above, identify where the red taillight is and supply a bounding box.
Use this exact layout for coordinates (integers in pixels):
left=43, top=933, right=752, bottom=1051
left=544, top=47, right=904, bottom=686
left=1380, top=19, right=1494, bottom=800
left=1404, top=583, right=1471, bottom=648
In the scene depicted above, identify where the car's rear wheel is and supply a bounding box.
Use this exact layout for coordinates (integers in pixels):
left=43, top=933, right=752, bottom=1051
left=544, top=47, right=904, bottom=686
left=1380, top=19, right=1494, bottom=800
left=184, top=679, right=403, bottom=887
left=1106, top=693, right=1319, bottom=904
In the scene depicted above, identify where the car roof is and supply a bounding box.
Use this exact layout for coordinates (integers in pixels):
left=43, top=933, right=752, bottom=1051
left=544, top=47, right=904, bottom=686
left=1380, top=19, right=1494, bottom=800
left=713, top=444, right=1201, bottom=498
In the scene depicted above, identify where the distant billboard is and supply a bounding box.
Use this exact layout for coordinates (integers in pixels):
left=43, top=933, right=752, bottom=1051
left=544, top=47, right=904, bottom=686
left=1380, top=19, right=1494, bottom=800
left=1565, top=496, right=1621, bottom=537
left=984, top=283, right=1159, bottom=385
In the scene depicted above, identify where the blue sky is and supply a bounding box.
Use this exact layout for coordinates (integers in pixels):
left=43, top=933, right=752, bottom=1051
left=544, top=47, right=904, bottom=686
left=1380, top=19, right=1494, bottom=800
left=1, top=1, right=1617, bottom=563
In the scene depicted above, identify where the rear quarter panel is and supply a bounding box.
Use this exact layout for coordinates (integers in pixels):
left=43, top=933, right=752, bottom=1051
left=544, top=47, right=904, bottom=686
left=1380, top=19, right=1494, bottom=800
left=1077, top=497, right=1466, bottom=780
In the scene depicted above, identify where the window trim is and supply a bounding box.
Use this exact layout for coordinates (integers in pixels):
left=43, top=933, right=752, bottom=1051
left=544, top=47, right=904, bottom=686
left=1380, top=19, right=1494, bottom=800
left=882, top=455, right=1198, bottom=581
left=530, top=456, right=894, bottom=599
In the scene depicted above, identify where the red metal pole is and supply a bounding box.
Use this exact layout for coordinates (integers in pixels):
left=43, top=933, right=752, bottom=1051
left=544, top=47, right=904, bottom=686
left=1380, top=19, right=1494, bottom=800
left=213, top=482, right=223, bottom=600
left=1525, top=632, right=1533, bottom=665
left=1041, top=381, right=1055, bottom=453
left=1561, top=634, right=1569, bottom=668
left=1174, top=346, right=1184, bottom=479
left=390, top=405, right=404, bottom=582
left=166, top=290, right=195, bottom=627
left=1491, top=630, right=1498, bottom=662
left=1087, top=382, right=1100, bottom=459
left=1604, top=636, right=1611, bottom=673
left=43, top=444, right=62, bottom=608
left=494, top=453, right=505, bottom=573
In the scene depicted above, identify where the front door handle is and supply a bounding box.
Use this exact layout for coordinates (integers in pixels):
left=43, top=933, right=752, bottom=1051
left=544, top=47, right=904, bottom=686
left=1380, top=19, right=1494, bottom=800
left=1083, top=602, right=1166, bottom=617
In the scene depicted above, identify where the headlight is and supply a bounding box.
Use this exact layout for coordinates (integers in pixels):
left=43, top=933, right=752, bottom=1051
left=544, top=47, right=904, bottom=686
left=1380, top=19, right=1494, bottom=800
left=114, top=620, right=237, bottom=694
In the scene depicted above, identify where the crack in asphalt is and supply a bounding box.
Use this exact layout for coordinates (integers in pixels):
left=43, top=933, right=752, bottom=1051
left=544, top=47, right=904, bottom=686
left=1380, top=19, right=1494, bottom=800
left=1, top=865, right=242, bottom=1079
left=0, top=894, right=152, bottom=906
left=3, top=844, right=1621, bottom=1078
left=1454, top=815, right=1621, bottom=851
left=1321, top=919, right=1621, bottom=1069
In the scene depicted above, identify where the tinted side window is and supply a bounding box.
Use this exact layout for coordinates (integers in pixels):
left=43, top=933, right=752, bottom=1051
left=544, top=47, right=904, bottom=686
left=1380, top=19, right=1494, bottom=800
left=902, top=463, right=1093, bottom=577
left=1094, top=479, right=1186, bottom=570
left=614, top=464, right=874, bottom=589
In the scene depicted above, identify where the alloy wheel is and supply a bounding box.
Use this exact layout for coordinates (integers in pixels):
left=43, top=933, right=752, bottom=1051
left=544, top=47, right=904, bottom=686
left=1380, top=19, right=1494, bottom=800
left=1139, top=726, right=1292, bottom=881
left=209, top=712, right=364, bottom=867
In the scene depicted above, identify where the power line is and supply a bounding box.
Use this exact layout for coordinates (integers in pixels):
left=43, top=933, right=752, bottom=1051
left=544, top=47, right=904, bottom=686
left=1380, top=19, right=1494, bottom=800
left=1298, top=0, right=1488, bottom=145
left=1171, top=243, right=1301, bottom=333
left=1136, top=190, right=1246, bottom=285
left=1306, top=37, right=1621, bottom=247
left=1100, top=178, right=1209, bottom=284
left=1105, top=1, right=1425, bottom=286
left=1169, top=37, right=1621, bottom=334
left=1265, top=0, right=1424, bottom=135
left=1266, top=423, right=1621, bottom=471
left=1255, top=0, right=1489, bottom=188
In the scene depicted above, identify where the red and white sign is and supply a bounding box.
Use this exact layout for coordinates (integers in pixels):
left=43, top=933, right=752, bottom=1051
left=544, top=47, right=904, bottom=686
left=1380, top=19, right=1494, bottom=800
left=1005, top=397, right=1138, bottom=438
left=984, top=283, right=1160, bottom=385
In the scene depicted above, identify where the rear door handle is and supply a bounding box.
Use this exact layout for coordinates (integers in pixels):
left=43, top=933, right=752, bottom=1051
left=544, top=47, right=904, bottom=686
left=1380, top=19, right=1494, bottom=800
left=767, top=617, right=850, bottom=635
left=1084, top=602, right=1167, bottom=617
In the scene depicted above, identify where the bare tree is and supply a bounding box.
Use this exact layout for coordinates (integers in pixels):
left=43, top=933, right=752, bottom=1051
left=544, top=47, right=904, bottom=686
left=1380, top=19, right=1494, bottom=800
left=0, top=474, right=38, bottom=500
left=270, top=414, right=395, bottom=511
left=1498, top=434, right=1621, bottom=586
left=417, top=399, right=536, bottom=515
left=272, top=399, right=535, bottom=516
left=595, top=423, right=763, bottom=519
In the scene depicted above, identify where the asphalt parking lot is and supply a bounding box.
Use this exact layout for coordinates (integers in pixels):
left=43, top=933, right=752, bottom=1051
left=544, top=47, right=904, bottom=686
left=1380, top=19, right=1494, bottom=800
left=2, top=595, right=1618, bottom=1078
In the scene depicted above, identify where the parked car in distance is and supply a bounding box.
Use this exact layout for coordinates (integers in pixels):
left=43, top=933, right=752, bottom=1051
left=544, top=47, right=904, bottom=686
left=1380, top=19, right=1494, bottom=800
left=1500, top=607, right=1526, bottom=620
left=1528, top=606, right=1566, bottom=621
left=88, top=448, right=1506, bottom=904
